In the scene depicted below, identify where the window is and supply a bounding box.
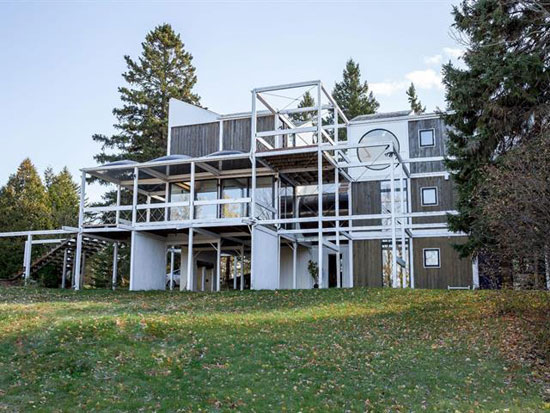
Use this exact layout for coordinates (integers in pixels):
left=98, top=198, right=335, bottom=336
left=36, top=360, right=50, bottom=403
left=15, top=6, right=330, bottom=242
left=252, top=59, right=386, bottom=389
left=421, top=187, right=438, bottom=206
left=380, top=180, right=408, bottom=225
left=423, top=248, right=440, bottom=268
left=419, top=129, right=435, bottom=147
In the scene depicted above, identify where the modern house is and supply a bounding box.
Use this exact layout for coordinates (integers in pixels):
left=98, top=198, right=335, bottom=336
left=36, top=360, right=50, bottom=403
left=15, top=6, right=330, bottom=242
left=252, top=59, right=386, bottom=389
left=2, top=81, right=477, bottom=290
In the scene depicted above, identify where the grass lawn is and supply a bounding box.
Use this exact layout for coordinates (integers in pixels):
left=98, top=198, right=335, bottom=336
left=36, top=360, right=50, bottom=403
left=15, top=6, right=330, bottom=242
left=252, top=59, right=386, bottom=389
left=0, top=287, right=548, bottom=412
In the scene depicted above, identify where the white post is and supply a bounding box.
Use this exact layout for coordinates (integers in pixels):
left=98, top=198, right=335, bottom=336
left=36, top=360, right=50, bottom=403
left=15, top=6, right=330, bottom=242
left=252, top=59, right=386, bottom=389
left=251, top=91, right=257, bottom=220
left=61, top=248, right=68, bottom=289
left=348, top=178, right=354, bottom=288
left=240, top=245, right=244, bottom=291
left=23, top=234, right=32, bottom=285
left=472, top=256, right=479, bottom=289
left=169, top=248, right=175, bottom=291
left=390, top=154, right=398, bottom=288
left=317, top=83, right=323, bottom=289
left=218, top=120, right=224, bottom=151
left=190, top=162, right=195, bottom=221
left=292, top=241, right=297, bottom=289
left=407, top=176, right=414, bottom=289
left=164, top=182, right=170, bottom=222
left=201, top=266, right=206, bottom=292
left=132, top=167, right=139, bottom=225
left=233, top=255, right=237, bottom=290
left=146, top=196, right=151, bottom=223
left=73, top=233, right=83, bottom=290
left=112, top=242, right=118, bottom=290
left=216, top=239, right=221, bottom=292
left=187, top=230, right=194, bottom=291
left=115, top=184, right=121, bottom=225
left=400, top=171, right=408, bottom=288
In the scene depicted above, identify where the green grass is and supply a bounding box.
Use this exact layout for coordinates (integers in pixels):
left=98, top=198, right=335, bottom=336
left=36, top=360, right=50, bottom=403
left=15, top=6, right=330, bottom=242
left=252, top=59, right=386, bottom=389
left=0, top=287, right=548, bottom=412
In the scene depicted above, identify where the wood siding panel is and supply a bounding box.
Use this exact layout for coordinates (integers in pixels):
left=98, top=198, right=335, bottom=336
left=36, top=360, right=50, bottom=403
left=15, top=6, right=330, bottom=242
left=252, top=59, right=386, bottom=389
left=408, top=118, right=448, bottom=174
left=351, top=181, right=381, bottom=226
left=410, top=176, right=456, bottom=224
left=413, top=236, right=472, bottom=289
left=170, top=122, right=219, bottom=157
left=222, top=116, right=274, bottom=153
left=353, top=240, right=383, bottom=287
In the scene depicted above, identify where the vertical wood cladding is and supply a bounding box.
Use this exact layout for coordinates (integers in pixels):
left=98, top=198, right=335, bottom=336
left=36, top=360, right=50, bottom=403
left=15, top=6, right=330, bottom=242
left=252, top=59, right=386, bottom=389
left=408, top=118, right=448, bottom=173
left=351, top=181, right=381, bottom=226
left=410, top=176, right=457, bottom=224
left=170, top=122, right=219, bottom=157
left=170, top=115, right=275, bottom=157
left=413, top=236, right=472, bottom=289
left=353, top=240, right=383, bottom=287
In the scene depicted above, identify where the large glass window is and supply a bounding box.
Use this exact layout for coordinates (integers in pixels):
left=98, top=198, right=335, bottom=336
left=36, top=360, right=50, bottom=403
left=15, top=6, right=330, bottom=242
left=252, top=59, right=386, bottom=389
left=255, top=176, right=274, bottom=219
left=195, top=179, right=218, bottom=219
left=382, top=240, right=410, bottom=287
left=170, top=182, right=190, bottom=221
left=221, top=178, right=248, bottom=218
left=380, top=180, right=408, bottom=225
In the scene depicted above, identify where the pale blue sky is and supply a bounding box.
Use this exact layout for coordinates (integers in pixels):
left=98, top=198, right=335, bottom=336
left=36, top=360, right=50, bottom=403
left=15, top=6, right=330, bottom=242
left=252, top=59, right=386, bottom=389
left=0, top=0, right=462, bottom=198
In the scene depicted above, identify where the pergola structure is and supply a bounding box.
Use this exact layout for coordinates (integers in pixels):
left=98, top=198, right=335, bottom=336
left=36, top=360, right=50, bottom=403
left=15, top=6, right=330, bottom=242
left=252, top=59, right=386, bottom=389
left=1, top=80, right=457, bottom=290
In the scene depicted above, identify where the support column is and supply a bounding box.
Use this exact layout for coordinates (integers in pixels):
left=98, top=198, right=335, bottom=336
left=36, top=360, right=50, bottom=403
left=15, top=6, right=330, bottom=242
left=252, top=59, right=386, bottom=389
left=132, top=166, right=139, bottom=225
left=115, top=184, right=121, bottom=225
left=400, top=172, right=406, bottom=288
left=317, top=83, right=323, bottom=289
left=334, top=106, right=341, bottom=288
left=233, top=255, right=237, bottom=290
left=240, top=245, right=244, bottom=291
left=348, top=177, right=354, bottom=288
left=61, top=248, right=68, bottom=289
left=216, top=239, right=222, bottom=292
left=146, top=196, right=151, bottom=223
left=73, top=233, right=83, bottom=290
left=169, top=248, right=175, bottom=291
left=472, top=256, right=479, bottom=289
left=390, top=154, right=398, bottom=288
left=23, top=234, right=32, bottom=285
left=112, top=242, right=119, bottom=290
left=251, top=91, right=257, bottom=220
left=201, top=266, right=206, bottom=292
left=292, top=241, right=297, bottom=290
left=187, top=229, right=194, bottom=291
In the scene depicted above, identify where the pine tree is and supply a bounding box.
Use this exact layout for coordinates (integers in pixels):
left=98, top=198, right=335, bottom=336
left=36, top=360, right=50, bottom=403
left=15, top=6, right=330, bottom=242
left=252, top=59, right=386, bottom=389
left=406, top=83, right=426, bottom=114
left=442, top=0, right=550, bottom=257
left=47, top=167, right=79, bottom=228
left=292, top=91, right=315, bottom=123
left=332, top=59, right=379, bottom=120
left=0, top=159, right=52, bottom=278
left=92, top=24, right=201, bottom=164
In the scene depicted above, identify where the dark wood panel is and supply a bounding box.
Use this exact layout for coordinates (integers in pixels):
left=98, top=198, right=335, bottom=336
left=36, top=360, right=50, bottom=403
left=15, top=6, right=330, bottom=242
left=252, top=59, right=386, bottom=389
left=170, top=122, right=219, bottom=157
left=352, top=181, right=381, bottom=226
left=413, top=236, right=472, bottom=289
left=353, top=240, right=382, bottom=287
left=410, top=176, right=456, bottom=224
left=222, top=116, right=274, bottom=152
left=408, top=118, right=448, bottom=173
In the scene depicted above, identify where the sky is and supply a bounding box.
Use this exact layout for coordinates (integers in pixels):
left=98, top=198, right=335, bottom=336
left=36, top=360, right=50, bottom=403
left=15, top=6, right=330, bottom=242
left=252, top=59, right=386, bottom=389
left=0, top=0, right=463, bottom=200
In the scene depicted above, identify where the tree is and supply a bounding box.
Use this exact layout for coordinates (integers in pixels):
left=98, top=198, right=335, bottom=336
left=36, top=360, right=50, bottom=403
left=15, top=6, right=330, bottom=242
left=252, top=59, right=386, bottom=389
left=0, top=159, right=52, bottom=278
left=332, top=58, right=379, bottom=120
left=292, top=91, right=315, bottom=123
left=477, top=131, right=550, bottom=289
left=442, top=0, right=550, bottom=257
left=46, top=167, right=79, bottom=228
left=406, top=83, right=426, bottom=114
left=92, top=24, right=201, bottom=164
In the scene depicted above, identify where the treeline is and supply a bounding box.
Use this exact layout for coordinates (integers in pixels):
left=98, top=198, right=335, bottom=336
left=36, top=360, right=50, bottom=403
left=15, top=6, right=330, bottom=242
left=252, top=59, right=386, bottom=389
left=0, top=159, right=78, bottom=280
left=443, top=0, right=550, bottom=289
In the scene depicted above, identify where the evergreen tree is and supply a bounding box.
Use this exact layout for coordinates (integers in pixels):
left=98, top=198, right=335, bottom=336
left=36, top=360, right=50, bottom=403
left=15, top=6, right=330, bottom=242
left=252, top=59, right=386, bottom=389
left=442, top=0, right=550, bottom=257
left=406, top=83, right=426, bottom=114
left=292, top=91, right=315, bottom=123
left=332, top=58, right=379, bottom=120
left=92, top=24, right=201, bottom=164
left=0, top=159, right=52, bottom=278
left=47, top=167, right=79, bottom=228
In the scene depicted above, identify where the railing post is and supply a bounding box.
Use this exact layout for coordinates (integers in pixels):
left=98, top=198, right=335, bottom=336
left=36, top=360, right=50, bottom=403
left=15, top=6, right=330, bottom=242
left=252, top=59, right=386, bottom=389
left=132, top=167, right=139, bottom=225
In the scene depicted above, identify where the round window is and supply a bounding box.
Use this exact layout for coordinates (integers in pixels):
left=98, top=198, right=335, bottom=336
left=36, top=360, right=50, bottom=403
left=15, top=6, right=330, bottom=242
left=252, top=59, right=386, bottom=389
left=357, top=129, right=400, bottom=171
